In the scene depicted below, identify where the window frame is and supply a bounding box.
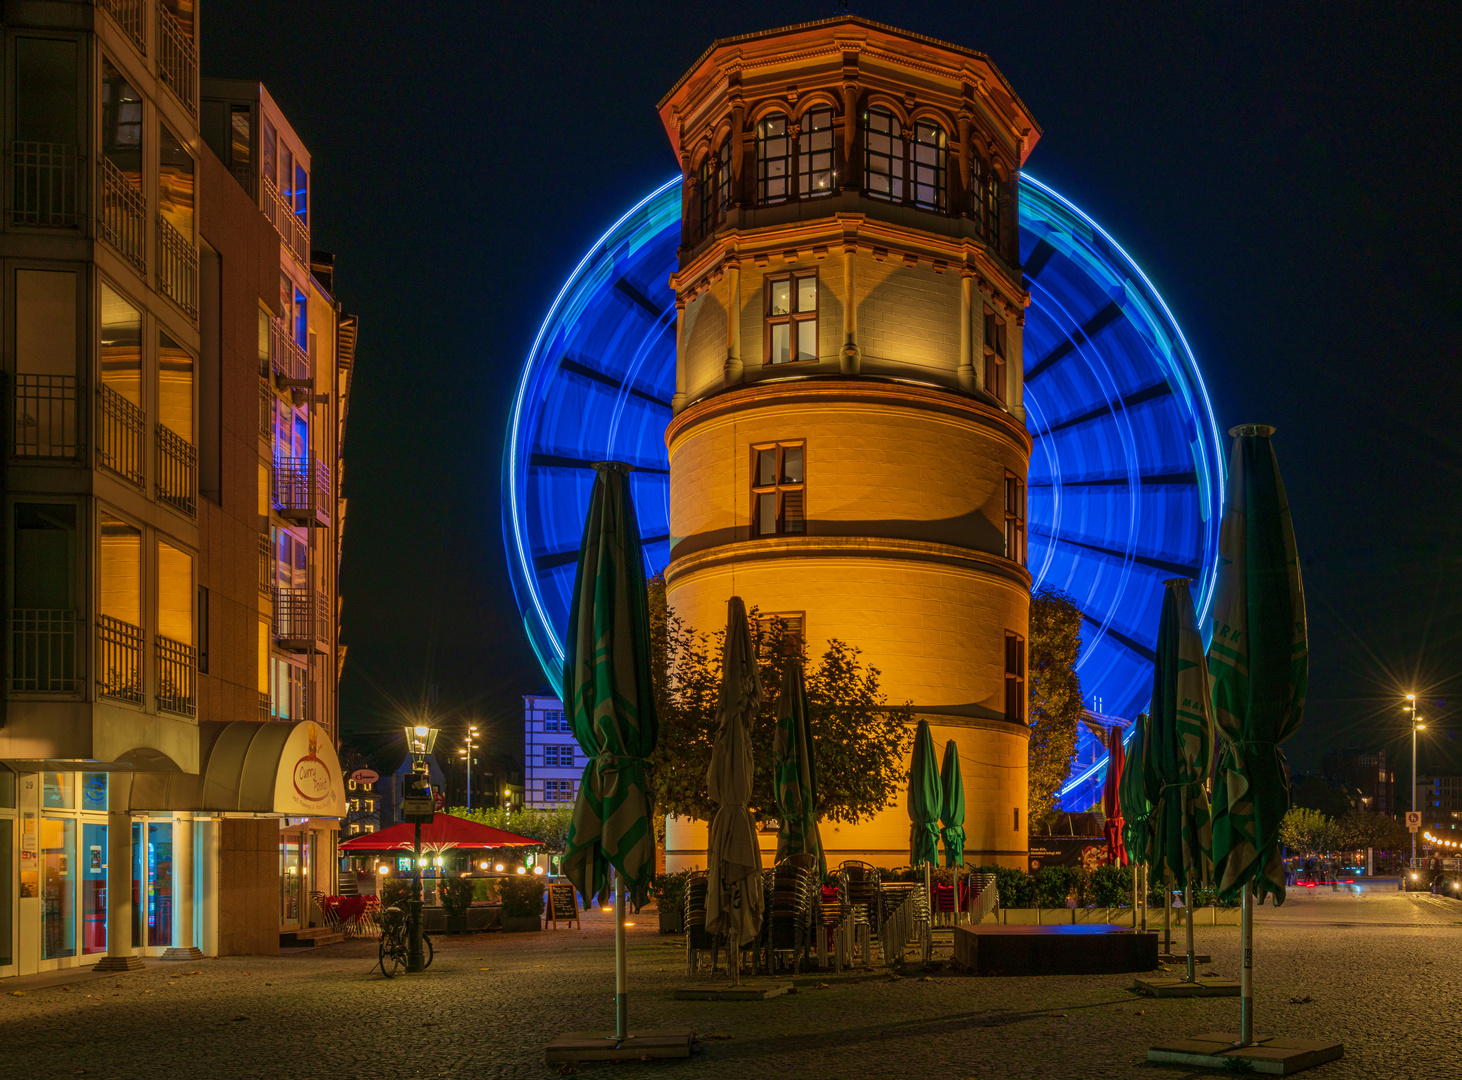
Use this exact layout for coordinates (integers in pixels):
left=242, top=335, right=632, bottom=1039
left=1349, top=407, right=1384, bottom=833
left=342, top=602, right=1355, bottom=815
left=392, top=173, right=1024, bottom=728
left=755, top=612, right=806, bottom=660
left=795, top=107, right=837, bottom=199
left=756, top=112, right=791, bottom=206
left=1003, top=471, right=1026, bottom=565
left=984, top=310, right=1007, bottom=405
left=763, top=271, right=818, bottom=366
left=749, top=440, right=807, bottom=538
left=910, top=120, right=948, bottom=212
left=1004, top=630, right=1026, bottom=725
left=861, top=106, right=905, bottom=203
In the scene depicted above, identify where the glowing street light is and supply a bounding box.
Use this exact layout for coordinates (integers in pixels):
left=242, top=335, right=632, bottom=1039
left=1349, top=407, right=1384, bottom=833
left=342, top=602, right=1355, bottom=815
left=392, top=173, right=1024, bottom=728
left=1405, top=694, right=1427, bottom=864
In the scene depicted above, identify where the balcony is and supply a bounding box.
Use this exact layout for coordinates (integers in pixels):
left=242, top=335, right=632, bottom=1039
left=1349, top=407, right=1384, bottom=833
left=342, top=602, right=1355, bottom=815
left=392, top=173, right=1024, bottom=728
left=272, top=456, right=331, bottom=528
left=98, top=158, right=145, bottom=272
left=13, top=375, right=78, bottom=458
left=99, top=0, right=146, bottom=54
left=155, top=634, right=196, bottom=717
left=158, top=214, right=198, bottom=320
left=261, top=174, right=310, bottom=267
left=156, top=424, right=196, bottom=516
left=259, top=691, right=272, bottom=722
left=11, top=609, right=79, bottom=693
left=156, top=6, right=198, bottom=117
left=273, top=587, right=329, bottom=654
left=98, top=383, right=145, bottom=486
left=96, top=614, right=143, bottom=706
left=12, top=142, right=78, bottom=227
left=269, top=318, right=310, bottom=387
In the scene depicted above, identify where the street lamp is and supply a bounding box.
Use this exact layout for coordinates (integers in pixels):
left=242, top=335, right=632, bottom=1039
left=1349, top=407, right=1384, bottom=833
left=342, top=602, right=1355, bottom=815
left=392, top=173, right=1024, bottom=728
left=401, top=722, right=440, bottom=973
left=457, top=724, right=480, bottom=810
left=1404, top=695, right=1426, bottom=865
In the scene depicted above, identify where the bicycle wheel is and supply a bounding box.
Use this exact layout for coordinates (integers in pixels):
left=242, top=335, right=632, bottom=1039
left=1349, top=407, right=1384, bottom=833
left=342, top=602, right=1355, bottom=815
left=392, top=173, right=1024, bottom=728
left=378, top=939, right=401, bottom=978
left=422, top=933, right=434, bottom=970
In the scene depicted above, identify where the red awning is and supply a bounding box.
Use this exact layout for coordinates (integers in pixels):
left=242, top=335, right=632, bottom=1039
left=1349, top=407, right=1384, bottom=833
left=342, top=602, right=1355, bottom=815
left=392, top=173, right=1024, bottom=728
left=339, top=814, right=543, bottom=852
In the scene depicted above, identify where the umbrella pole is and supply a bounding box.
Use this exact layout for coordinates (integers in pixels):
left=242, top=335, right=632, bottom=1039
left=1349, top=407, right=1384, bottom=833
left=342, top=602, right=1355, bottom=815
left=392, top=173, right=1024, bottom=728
left=1162, top=873, right=1171, bottom=954
left=1184, top=877, right=1196, bottom=982
left=1238, top=881, right=1253, bottom=1047
left=614, top=867, right=628, bottom=1042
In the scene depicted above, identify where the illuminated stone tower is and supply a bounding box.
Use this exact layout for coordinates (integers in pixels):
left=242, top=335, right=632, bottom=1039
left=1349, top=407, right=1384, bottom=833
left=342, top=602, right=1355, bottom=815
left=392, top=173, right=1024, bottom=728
left=659, top=17, right=1040, bottom=868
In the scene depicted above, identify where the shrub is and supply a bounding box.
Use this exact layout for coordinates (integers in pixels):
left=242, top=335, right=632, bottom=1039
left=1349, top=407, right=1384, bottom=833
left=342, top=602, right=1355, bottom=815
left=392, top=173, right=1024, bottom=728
left=653, top=871, right=689, bottom=915
left=986, top=865, right=1036, bottom=909
left=380, top=878, right=412, bottom=908
left=1034, top=865, right=1079, bottom=908
left=472, top=878, right=501, bottom=904
left=500, top=876, right=547, bottom=919
left=1088, top=864, right=1133, bottom=906
left=438, top=877, right=476, bottom=919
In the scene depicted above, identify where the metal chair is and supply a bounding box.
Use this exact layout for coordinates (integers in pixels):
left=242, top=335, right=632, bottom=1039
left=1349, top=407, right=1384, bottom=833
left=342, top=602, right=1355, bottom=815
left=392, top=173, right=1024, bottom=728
left=684, top=872, right=719, bottom=975
left=765, top=859, right=816, bottom=975
left=838, top=860, right=879, bottom=967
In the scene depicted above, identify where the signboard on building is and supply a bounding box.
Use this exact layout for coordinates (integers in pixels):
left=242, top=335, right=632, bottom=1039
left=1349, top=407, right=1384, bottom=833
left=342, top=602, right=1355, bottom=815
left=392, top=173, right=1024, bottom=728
left=351, top=769, right=380, bottom=786
left=1028, top=836, right=1109, bottom=872
left=271, top=722, right=347, bottom=818
left=1406, top=811, right=1422, bottom=832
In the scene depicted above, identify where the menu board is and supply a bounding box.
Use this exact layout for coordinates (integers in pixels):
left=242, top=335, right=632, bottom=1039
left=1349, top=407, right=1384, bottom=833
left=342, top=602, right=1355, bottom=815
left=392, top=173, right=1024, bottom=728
left=547, top=882, right=579, bottom=929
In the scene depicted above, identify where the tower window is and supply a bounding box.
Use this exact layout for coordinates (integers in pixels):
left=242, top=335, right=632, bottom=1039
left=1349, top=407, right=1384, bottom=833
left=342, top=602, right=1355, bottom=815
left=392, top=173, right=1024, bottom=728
left=984, top=312, right=1007, bottom=405
left=911, top=122, right=947, bottom=211
left=716, top=139, right=731, bottom=217
left=1004, top=472, right=1026, bottom=565
left=862, top=107, right=905, bottom=202
left=697, top=156, right=714, bottom=238
left=751, top=441, right=806, bottom=537
left=796, top=108, right=836, bottom=198
left=765, top=273, right=817, bottom=365
left=1004, top=631, right=1026, bottom=724
left=757, top=113, right=790, bottom=205
left=756, top=613, right=805, bottom=659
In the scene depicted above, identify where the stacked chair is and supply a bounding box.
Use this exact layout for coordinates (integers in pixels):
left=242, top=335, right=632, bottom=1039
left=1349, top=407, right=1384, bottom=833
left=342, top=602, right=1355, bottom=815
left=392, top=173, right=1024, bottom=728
left=838, top=860, right=880, bottom=967
left=684, top=871, right=719, bottom=975
left=764, top=857, right=818, bottom=975
left=816, top=869, right=852, bottom=972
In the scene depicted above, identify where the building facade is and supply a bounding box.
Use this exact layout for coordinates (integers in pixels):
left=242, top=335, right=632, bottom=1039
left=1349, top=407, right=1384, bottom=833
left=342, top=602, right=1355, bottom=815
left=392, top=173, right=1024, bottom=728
left=524, top=694, right=578, bottom=809
left=1, top=1, right=352, bottom=980
left=658, top=18, right=1037, bottom=869
left=1322, top=748, right=1396, bottom=817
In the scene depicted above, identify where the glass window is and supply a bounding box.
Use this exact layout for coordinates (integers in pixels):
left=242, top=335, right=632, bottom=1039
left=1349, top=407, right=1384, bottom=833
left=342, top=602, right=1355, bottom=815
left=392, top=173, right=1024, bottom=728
left=0, top=765, right=14, bottom=808
left=157, top=540, right=193, bottom=646
left=101, top=60, right=142, bottom=186
left=99, top=514, right=142, bottom=627
left=43, top=771, right=73, bottom=809
left=750, top=442, right=807, bottom=537
left=911, top=122, right=947, bottom=211
left=716, top=139, right=731, bottom=216
left=969, top=153, right=987, bottom=237
left=756, top=613, right=806, bottom=659
left=697, top=156, right=713, bottom=238
left=229, top=106, right=252, bottom=182
left=797, top=108, right=836, bottom=198
left=765, top=273, right=817, bottom=365
left=82, top=773, right=108, bottom=811
left=0, top=817, right=11, bottom=965
left=100, top=282, right=143, bottom=405
left=42, top=816, right=76, bottom=959
left=1005, top=632, right=1026, bottom=724
left=81, top=820, right=107, bottom=954
left=984, top=312, right=1007, bottom=405
left=158, top=331, right=195, bottom=444
left=293, top=164, right=308, bottom=225
left=16, top=38, right=78, bottom=146
left=261, top=119, right=277, bottom=189
left=862, top=107, right=904, bottom=202
left=756, top=113, right=790, bottom=205
left=1004, top=472, right=1026, bottom=565
left=158, top=124, right=194, bottom=238
left=145, top=822, right=173, bottom=947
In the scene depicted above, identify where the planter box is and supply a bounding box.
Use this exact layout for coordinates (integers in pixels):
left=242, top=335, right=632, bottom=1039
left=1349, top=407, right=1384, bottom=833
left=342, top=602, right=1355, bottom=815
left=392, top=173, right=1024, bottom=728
left=658, top=909, right=685, bottom=934
left=1000, top=908, right=1075, bottom=925
left=502, top=915, right=542, bottom=933
left=445, top=914, right=468, bottom=935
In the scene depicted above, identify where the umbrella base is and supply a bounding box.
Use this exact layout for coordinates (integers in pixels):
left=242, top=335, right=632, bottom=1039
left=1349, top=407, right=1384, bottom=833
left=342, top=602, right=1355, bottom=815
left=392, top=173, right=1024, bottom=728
left=674, top=981, right=792, bottom=1000
left=1157, top=951, right=1212, bottom=964
left=953, top=924, right=1157, bottom=975
left=1148, top=1032, right=1343, bottom=1075
left=1134, top=976, right=1240, bottom=997
left=545, top=1030, right=694, bottom=1063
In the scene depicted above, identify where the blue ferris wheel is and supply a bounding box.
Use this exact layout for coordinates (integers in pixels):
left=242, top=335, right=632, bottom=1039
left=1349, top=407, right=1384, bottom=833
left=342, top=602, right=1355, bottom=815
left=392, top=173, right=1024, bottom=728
left=502, top=176, right=1225, bottom=809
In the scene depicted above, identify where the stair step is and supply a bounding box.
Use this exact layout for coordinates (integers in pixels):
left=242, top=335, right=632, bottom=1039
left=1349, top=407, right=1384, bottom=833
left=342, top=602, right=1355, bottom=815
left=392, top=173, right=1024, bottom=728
left=280, top=928, right=345, bottom=948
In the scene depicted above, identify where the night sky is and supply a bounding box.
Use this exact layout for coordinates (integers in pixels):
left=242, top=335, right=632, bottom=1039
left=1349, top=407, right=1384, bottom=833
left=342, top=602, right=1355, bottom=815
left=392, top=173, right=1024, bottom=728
left=206, top=3, right=1462, bottom=778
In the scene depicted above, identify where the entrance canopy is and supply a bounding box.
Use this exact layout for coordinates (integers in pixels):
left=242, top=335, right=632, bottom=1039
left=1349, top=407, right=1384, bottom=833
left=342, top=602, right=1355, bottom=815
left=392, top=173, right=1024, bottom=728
left=127, top=720, right=347, bottom=818
left=340, top=814, right=543, bottom=852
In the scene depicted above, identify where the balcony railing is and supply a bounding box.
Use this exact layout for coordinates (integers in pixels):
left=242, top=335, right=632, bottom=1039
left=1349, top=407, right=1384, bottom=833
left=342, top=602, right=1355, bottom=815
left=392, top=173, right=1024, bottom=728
left=158, top=214, right=198, bottom=320
left=12, top=142, right=79, bottom=227
left=259, top=690, right=272, bottom=721
left=96, top=614, right=143, bottom=705
left=156, top=7, right=198, bottom=116
left=13, top=374, right=78, bottom=458
left=272, top=456, right=331, bottom=528
left=273, top=587, right=329, bottom=652
left=99, top=0, right=146, bottom=54
left=259, top=378, right=273, bottom=436
left=155, top=634, right=196, bottom=716
left=270, top=317, right=310, bottom=385
left=11, top=609, right=78, bottom=693
left=98, top=383, right=145, bottom=486
left=98, top=157, right=145, bottom=271
left=156, top=423, right=196, bottom=516
left=261, top=174, right=310, bottom=266
left=258, top=533, right=274, bottom=597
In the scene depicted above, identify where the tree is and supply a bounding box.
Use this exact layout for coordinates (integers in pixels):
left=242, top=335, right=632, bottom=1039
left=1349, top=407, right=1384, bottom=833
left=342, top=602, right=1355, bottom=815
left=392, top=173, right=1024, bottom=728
left=1289, top=774, right=1356, bottom=819
left=449, top=805, right=574, bottom=851
left=1279, top=806, right=1337, bottom=859
left=1336, top=808, right=1409, bottom=856
left=1027, top=586, right=1084, bottom=826
left=647, top=575, right=913, bottom=824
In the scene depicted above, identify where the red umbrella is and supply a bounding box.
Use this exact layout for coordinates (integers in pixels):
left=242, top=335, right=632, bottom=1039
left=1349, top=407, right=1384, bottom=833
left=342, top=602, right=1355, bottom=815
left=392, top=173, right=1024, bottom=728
left=339, top=813, right=542, bottom=853
left=1102, top=726, right=1128, bottom=866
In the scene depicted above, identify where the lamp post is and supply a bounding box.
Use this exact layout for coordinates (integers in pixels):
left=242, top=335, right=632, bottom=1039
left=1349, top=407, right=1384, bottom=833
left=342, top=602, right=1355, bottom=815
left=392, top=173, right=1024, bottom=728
left=1405, top=695, right=1426, bottom=866
left=457, top=724, right=480, bottom=810
left=402, top=722, right=439, bottom=973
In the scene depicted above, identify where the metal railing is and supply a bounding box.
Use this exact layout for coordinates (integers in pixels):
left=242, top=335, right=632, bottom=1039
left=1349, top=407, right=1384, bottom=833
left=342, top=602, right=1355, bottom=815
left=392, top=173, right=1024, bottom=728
left=155, top=634, right=196, bottom=716
left=98, top=383, right=145, bottom=486
left=158, top=214, right=198, bottom=319
left=230, top=158, right=255, bottom=200
left=260, top=378, right=274, bottom=436
left=98, top=157, right=145, bottom=271
left=11, top=609, right=79, bottom=693
left=156, top=7, right=198, bottom=116
left=270, top=317, right=310, bottom=383
left=259, top=690, right=273, bottom=721
left=99, top=0, right=146, bottom=53
left=258, top=533, right=274, bottom=597
left=155, top=423, right=196, bottom=516
left=273, top=587, right=329, bottom=649
left=12, top=142, right=79, bottom=227
left=13, top=374, right=78, bottom=457
left=272, top=456, right=331, bottom=527
left=96, top=614, right=143, bottom=705
left=261, top=173, right=310, bottom=266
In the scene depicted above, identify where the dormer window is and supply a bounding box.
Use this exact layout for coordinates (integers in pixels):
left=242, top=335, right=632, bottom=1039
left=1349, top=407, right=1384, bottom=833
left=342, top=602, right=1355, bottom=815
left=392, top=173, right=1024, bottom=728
left=797, top=108, right=836, bottom=198
left=757, top=113, right=790, bottom=205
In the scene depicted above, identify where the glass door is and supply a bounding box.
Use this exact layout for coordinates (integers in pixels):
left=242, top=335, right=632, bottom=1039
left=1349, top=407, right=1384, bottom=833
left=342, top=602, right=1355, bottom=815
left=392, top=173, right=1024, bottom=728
left=41, top=816, right=75, bottom=959
left=80, top=821, right=106, bottom=954
left=280, top=835, right=301, bottom=927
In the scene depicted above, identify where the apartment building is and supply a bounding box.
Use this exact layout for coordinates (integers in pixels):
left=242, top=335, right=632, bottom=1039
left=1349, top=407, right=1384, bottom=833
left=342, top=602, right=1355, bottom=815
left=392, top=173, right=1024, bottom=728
left=523, top=694, right=579, bottom=809
left=1, top=1, right=354, bottom=979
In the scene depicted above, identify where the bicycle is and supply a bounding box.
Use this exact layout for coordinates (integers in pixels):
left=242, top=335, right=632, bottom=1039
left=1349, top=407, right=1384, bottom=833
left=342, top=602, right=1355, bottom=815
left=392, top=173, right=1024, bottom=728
left=375, top=905, right=434, bottom=977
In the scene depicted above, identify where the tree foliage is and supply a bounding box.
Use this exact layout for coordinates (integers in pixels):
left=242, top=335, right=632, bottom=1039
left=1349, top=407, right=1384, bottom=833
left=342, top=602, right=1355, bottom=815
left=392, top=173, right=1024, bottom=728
left=1027, top=587, right=1085, bottom=826
left=448, top=805, right=574, bottom=851
left=1279, top=806, right=1337, bottom=858
left=1336, top=808, right=1410, bottom=854
left=646, top=574, right=913, bottom=824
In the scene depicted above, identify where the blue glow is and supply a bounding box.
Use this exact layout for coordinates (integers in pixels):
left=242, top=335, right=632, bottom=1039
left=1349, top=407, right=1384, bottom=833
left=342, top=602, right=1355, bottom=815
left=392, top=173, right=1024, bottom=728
left=502, top=177, right=1224, bottom=742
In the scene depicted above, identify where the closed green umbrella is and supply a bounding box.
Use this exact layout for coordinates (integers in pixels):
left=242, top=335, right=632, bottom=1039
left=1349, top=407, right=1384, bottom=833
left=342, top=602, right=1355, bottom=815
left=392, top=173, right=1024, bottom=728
left=1207, top=424, right=1308, bottom=1046
left=560, top=463, right=659, bottom=1040
left=1119, top=712, right=1154, bottom=931
left=1147, top=577, right=1216, bottom=982
left=939, top=740, right=965, bottom=868
left=908, top=720, right=941, bottom=867
left=774, top=660, right=824, bottom=877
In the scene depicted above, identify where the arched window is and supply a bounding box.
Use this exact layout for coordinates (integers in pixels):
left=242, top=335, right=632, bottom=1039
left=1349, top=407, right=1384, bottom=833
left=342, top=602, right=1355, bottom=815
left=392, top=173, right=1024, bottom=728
left=970, top=152, right=1005, bottom=252
left=911, top=121, right=947, bottom=211
left=862, top=107, right=904, bottom=202
left=716, top=138, right=731, bottom=217
left=757, top=113, right=790, bottom=205
left=697, top=156, right=714, bottom=238
left=797, top=108, right=835, bottom=198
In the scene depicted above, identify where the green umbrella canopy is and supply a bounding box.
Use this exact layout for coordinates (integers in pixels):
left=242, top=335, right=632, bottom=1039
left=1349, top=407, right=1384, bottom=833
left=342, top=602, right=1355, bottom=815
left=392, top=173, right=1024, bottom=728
left=560, top=464, right=659, bottom=908
left=1147, top=578, right=1216, bottom=890
left=907, top=720, right=941, bottom=868
left=774, top=661, right=824, bottom=876
left=939, top=740, right=966, bottom=868
left=1209, top=425, right=1308, bottom=906
left=1119, top=712, right=1154, bottom=866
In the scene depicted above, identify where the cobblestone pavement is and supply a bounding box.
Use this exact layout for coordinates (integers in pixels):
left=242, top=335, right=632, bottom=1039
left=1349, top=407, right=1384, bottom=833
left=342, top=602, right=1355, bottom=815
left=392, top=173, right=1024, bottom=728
left=2, top=887, right=1458, bottom=1080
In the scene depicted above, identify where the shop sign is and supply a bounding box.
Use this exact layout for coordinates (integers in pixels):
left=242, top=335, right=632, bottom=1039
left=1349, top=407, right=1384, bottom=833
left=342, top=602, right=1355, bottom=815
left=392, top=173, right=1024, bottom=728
left=272, top=722, right=347, bottom=817
left=351, top=768, right=380, bottom=785
left=1028, top=835, right=1108, bottom=872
